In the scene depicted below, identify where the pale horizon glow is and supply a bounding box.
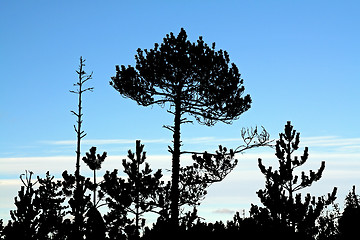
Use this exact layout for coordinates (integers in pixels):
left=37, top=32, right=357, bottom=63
left=1, top=135, right=359, bottom=222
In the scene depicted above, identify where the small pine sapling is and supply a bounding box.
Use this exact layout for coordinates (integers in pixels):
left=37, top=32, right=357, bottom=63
left=100, top=140, right=163, bottom=239
left=82, top=146, right=107, bottom=206
left=253, top=121, right=337, bottom=238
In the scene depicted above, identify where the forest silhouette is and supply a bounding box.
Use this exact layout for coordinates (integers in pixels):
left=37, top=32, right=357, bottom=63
left=1, top=29, right=359, bottom=240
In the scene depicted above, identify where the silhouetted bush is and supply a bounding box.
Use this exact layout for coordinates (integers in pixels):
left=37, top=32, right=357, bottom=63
left=316, top=202, right=341, bottom=240
left=338, top=186, right=360, bottom=239
left=2, top=171, right=66, bottom=240
left=84, top=206, right=106, bottom=240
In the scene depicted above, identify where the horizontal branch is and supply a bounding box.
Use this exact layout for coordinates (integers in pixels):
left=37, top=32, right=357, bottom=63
left=233, top=141, right=274, bottom=154
left=181, top=140, right=273, bottom=156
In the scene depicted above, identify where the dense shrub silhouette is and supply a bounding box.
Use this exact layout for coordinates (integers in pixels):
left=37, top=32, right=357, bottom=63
left=2, top=171, right=66, bottom=240
left=61, top=170, right=92, bottom=239
left=338, top=186, right=360, bottom=239
left=2, top=123, right=358, bottom=240
left=316, top=202, right=341, bottom=240
left=84, top=206, right=106, bottom=240
left=3, top=171, right=39, bottom=240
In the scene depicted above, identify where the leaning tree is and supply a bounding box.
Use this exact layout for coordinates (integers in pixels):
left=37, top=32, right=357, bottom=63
left=110, top=28, right=252, bottom=227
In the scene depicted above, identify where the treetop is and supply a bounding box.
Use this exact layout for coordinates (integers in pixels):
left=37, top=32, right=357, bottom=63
left=111, top=28, right=251, bottom=126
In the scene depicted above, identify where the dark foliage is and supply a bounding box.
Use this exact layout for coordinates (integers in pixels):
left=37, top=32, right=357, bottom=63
left=316, top=203, right=341, bottom=240
left=110, top=28, right=251, bottom=126
left=82, top=147, right=107, bottom=172
left=100, top=140, right=164, bottom=239
left=62, top=170, right=92, bottom=239
left=191, top=145, right=238, bottom=184
left=100, top=169, right=132, bottom=239
left=252, top=121, right=337, bottom=239
left=338, top=186, right=360, bottom=239
left=33, top=172, right=67, bottom=239
left=84, top=206, right=106, bottom=240
left=171, top=145, right=239, bottom=209
left=0, top=220, right=3, bottom=240
left=3, top=171, right=66, bottom=240
left=82, top=146, right=107, bottom=205
left=3, top=171, right=39, bottom=240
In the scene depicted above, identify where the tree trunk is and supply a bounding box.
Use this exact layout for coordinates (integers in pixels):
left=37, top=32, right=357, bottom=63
left=170, top=98, right=182, bottom=229
left=75, top=60, right=83, bottom=182
left=135, top=147, right=140, bottom=236
left=93, top=169, right=96, bottom=206
left=74, top=58, right=83, bottom=238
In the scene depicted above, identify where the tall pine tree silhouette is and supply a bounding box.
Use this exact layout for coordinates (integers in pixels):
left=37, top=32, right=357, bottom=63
left=110, top=28, right=251, bottom=228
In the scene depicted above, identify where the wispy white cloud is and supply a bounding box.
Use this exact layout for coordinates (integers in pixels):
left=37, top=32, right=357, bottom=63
left=183, top=137, right=243, bottom=144
left=0, top=179, right=23, bottom=186
left=42, top=135, right=360, bottom=153
left=301, top=136, right=360, bottom=149
left=1, top=139, right=359, bottom=180
left=44, top=138, right=170, bottom=145
left=212, top=208, right=235, bottom=215
left=0, top=154, right=177, bottom=179
left=43, top=137, right=245, bottom=148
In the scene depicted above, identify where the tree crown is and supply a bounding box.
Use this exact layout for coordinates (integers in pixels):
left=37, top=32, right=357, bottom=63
left=110, top=28, right=251, bottom=126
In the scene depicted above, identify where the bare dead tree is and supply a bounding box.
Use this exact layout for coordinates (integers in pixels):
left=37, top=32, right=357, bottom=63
left=70, top=56, right=94, bottom=181
left=69, top=56, right=94, bottom=239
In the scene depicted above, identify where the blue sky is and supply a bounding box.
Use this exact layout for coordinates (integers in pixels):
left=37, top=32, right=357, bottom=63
left=1, top=1, right=360, bottom=223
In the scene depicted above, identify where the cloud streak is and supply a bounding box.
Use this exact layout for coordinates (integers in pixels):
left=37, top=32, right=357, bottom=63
left=43, top=135, right=360, bottom=151
left=212, top=208, right=235, bottom=215
left=301, top=136, right=360, bottom=149
left=45, top=138, right=170, bottom=145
